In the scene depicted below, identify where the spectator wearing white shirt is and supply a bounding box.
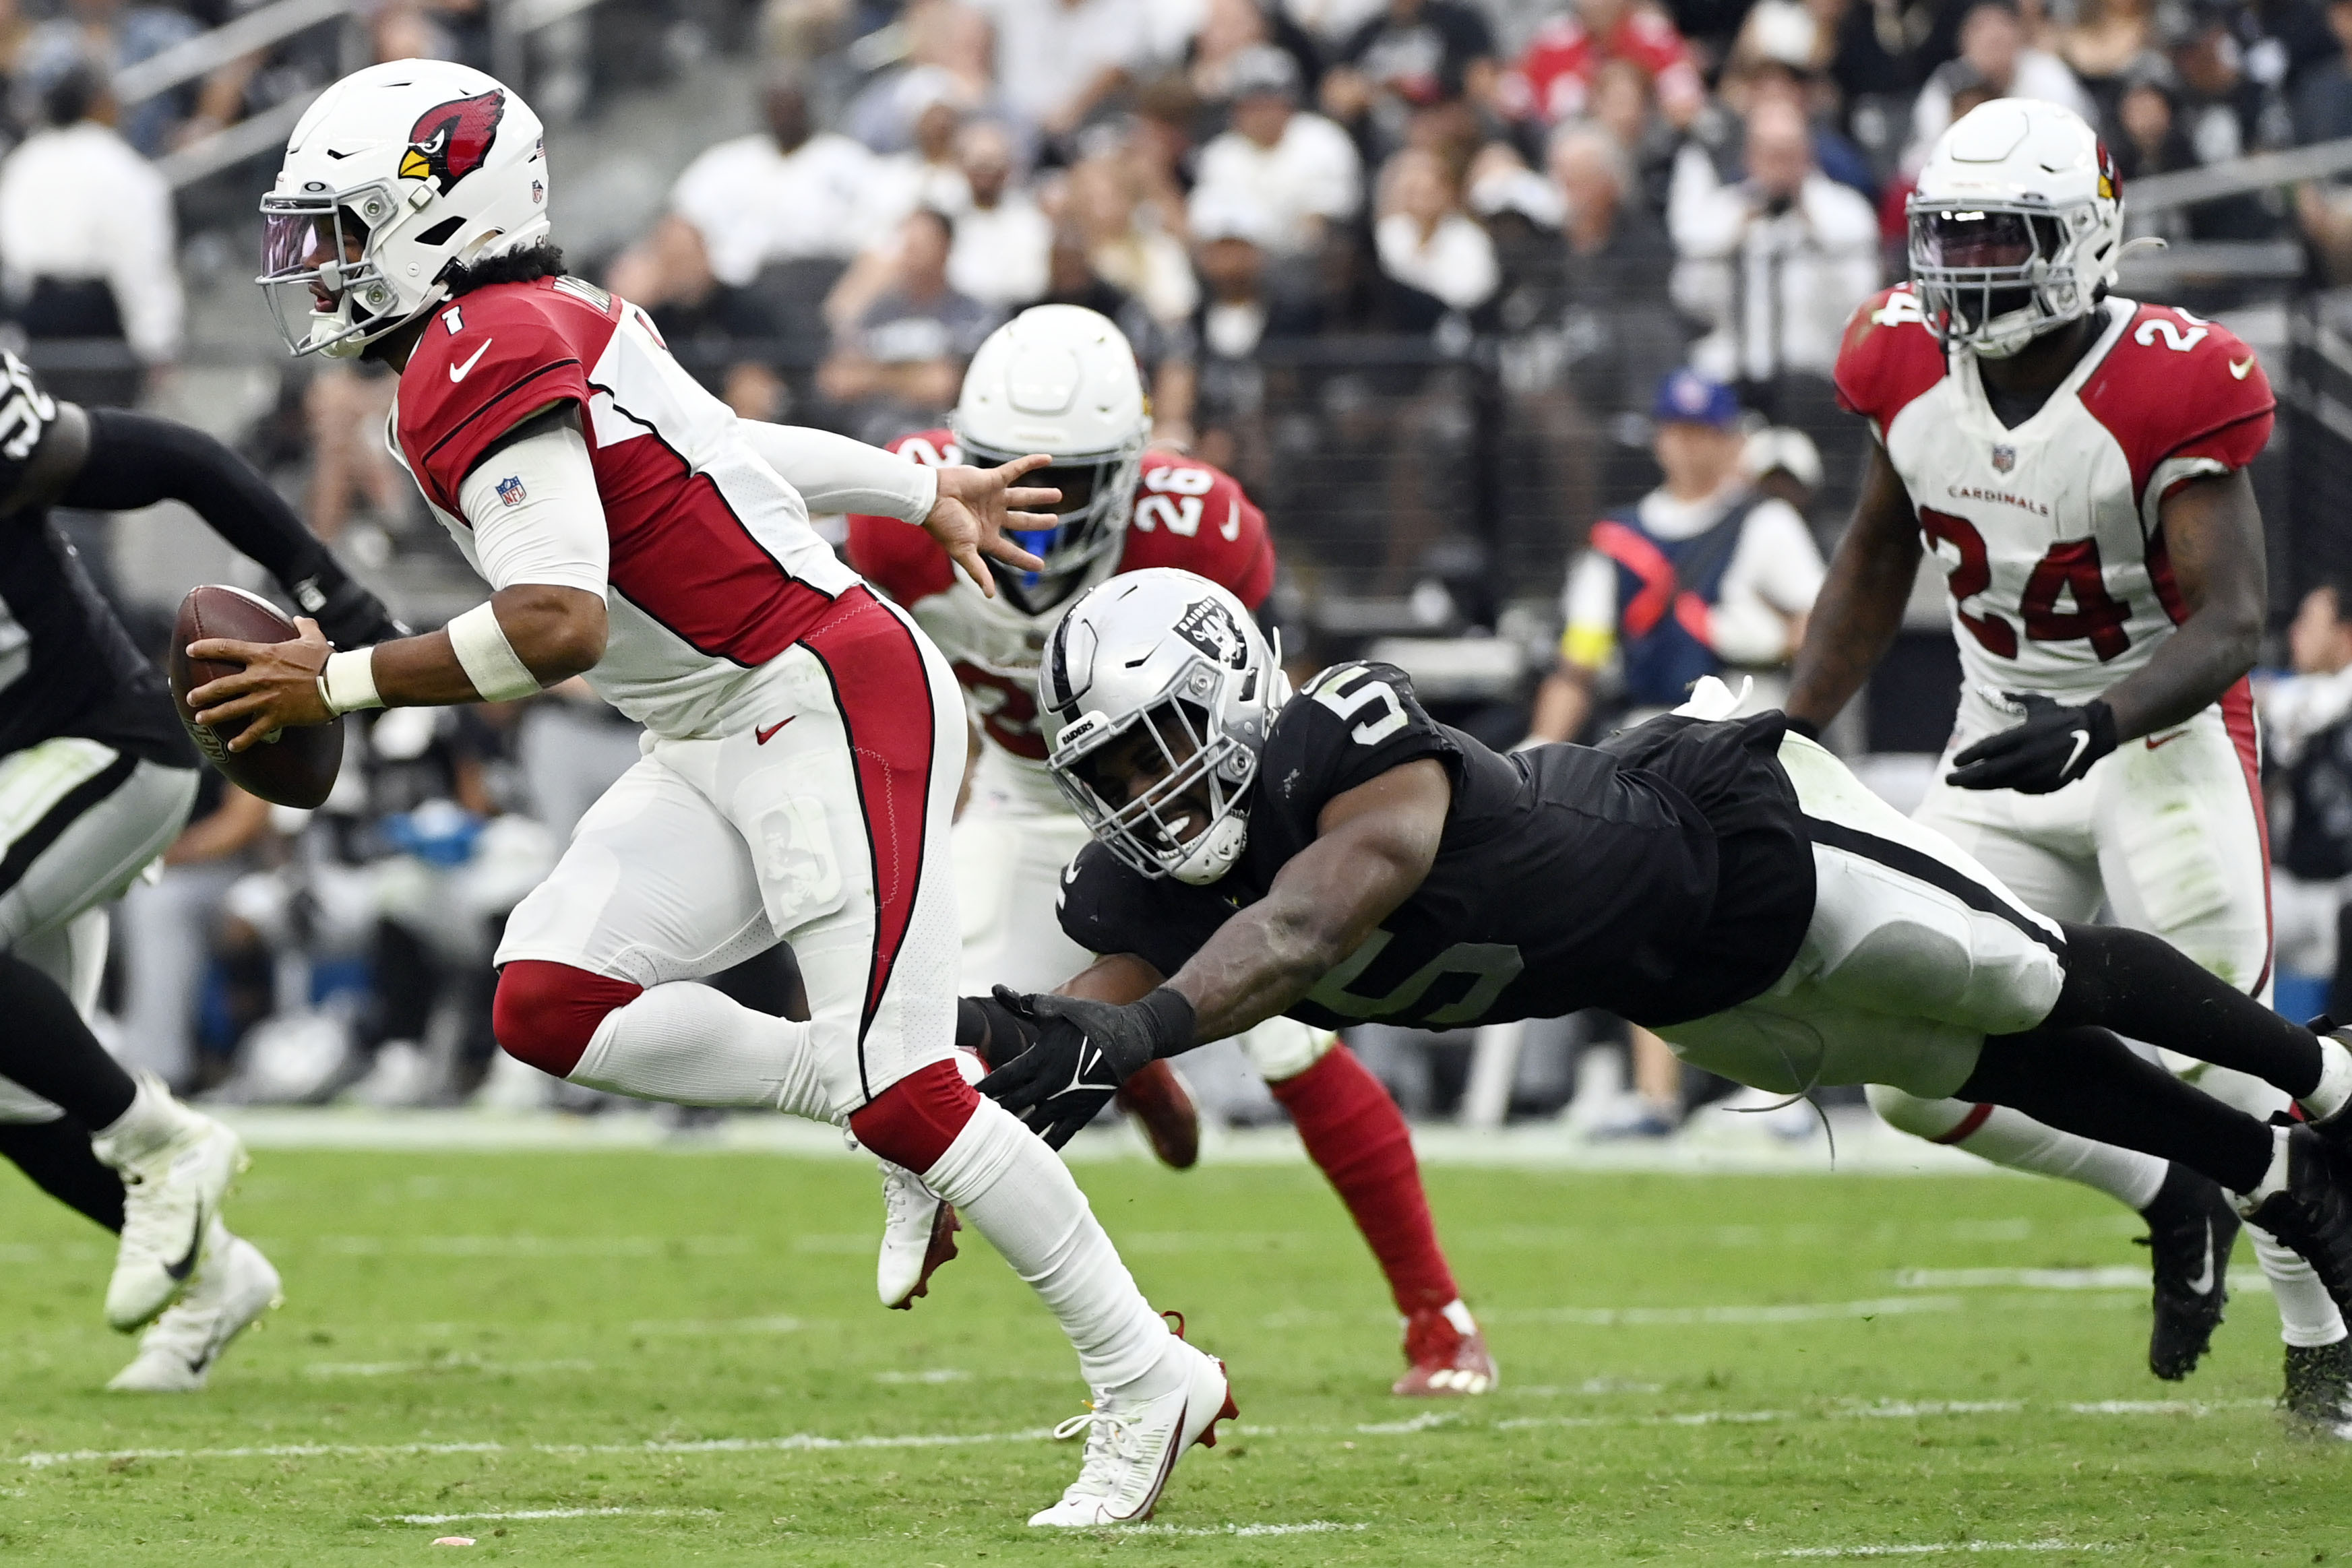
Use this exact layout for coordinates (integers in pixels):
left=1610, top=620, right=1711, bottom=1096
left=1667, top=97, right=1878, bottom=389
left=0, top=66, right=180, bottom=405
left=669, top=75, right=888, bottom=289
left=867, top=76, right=979, bottom=228
left=1905, top=1, right=2098, bottom=171
left=945, top=121, right=1052, bottom=308
left=972, top=0, right=1158, bottom=138
left=1189, top=46, right=1363, bottom=260
left=1374, top=146, right=1499, bottom=319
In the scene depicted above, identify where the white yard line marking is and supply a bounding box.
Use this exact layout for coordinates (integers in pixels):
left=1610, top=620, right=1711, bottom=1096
left=1776, top=1542, right=2111, bottom=1559
left=1487, top=1296, right=1964, bottom=1326
left=1895, top=1267, right=2265, bottom=1292
left=301, top=1236, right=752, bottom=1258
left=625, top=1315, right=803, bottom=1337
left=2063, top=1398, right=2269, bottom=1416
left=385, top=1507, right=716, bottom=1525
left=18, top=1429, right=1055, bottom=1470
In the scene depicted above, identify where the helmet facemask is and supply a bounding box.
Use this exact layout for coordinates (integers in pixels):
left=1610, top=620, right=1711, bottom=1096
left=259, top=185, right=435, bottom=360
left=1049, top=656, right=1263, bottom=886
left=958, top=434, right=1142, bottom=614
left=1908, top=200, right=2101, bottom=360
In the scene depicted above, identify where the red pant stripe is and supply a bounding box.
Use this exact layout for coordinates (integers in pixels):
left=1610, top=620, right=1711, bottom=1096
left=2219, top=677, right=2274, bottom=994
left=1931, top=1100, right=1996, bottom=1145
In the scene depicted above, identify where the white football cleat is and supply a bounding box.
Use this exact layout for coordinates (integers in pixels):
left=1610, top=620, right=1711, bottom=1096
left=94, top=1080, right=248, bottom=1331
left=877, top=1159, right=960, bottom=1309
left=1028, top=1331, right=1237, bottom=1527
left=107, top=1222, right=282, bottom=1391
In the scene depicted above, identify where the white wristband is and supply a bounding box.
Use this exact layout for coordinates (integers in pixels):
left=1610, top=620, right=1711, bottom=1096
left=317, top=648, right=381, bottom=715
left=447, top=600, right=543, bottom=703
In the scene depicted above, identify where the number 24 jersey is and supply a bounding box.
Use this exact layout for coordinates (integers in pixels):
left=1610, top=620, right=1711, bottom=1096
left=1834, top=286, right=2274, bottom=705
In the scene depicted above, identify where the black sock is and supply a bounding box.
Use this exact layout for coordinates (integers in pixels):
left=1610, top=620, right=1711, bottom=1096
left=0, top=952, right=135, bottom=1127
left=1958, top=1026, right=2275, bottom=1192
left=2047, top=924, right=2324, bottom=1097
left=0, top=1115, right=123, bottom=1231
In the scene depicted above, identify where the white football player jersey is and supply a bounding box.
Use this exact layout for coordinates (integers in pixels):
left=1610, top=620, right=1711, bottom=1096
left=1836, top=286, right=2275, bottom=706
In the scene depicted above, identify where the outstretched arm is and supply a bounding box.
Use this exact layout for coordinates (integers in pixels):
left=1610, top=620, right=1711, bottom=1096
left=1783, top=440, right=1922, bottom=734
left=55, top=407, right=402, bottom=647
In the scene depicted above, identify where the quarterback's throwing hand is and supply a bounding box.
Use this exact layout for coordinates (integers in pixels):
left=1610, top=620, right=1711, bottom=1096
left=925, top=456, right=1057, bottom=598
left=186, top=616, right=334, bottom=752
left=1946, top=693, right=2116, bottom=794
left=976, top=986, right=1194, bottom=1148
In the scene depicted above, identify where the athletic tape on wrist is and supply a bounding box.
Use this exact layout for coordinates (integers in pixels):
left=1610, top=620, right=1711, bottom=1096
left=318, top=648, right=382, bottom=714
left=447, top=601, right=542, bottom=703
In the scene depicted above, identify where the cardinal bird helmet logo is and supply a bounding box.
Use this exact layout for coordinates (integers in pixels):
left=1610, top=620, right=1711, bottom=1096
left=400, top=90, right=505, bottom=195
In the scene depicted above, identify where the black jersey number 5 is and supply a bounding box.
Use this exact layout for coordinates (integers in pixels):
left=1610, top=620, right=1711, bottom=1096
left=1307, top=664, right=1411, bottom=745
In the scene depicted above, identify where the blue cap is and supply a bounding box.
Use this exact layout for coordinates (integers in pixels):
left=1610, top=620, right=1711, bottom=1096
left=1652, top=369, right=1742, bottom=429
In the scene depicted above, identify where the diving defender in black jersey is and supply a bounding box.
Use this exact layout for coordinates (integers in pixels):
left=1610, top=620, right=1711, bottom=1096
left=968, top=567, right=2352, bottom=1348
left=0, top=350, right=398, bottom=1389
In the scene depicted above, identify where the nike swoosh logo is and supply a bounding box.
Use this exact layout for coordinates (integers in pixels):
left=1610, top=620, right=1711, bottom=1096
left=2186, top=1222, right=2217, bottom=1296
left=164, top=1211, right=204, bottom=1282
left=1051, top=1038, right=1103, bottom=1101
left=2062, top=729, right=2092, bottom=779
left=2146, top=728, right=2191, bottom=751
left=2230, top=356, right=2255, bottom=380
left=448, top=342, right=492, bottom=383
left=755, top=717, right=795, bottom=745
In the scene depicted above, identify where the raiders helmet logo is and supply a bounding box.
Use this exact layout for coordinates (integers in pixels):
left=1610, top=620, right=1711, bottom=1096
left=400, top=90, right=505, bottom=195
left=1176, top=598, right=1248, bottom=668
left=1991, top=443, right=2016, bottom=474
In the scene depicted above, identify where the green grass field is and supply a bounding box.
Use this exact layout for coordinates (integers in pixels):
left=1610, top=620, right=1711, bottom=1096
left=4, top=1147, right=2349, bottom=1565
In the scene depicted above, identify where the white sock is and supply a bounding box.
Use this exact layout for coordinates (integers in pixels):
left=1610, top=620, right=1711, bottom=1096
left=921, top=1095, right=1172, bottom=1395
left=570, top=982, right=830, bottom=1119
left=2237, top=1127, right=2293, bottom=1214
left=2246, top=1220, right=2351, bottom=1348
left=90, top=1073, right=189, bottom=1165
left=1874, top=1092, right=2167, bottom=1211
left=2306, top=1034, right=2352, bottom=1121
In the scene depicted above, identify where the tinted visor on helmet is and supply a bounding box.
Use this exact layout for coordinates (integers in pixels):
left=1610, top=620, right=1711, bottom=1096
left=1907, top=205, right=2066, bottom=339
left=257, top=187, right=401, bottom=356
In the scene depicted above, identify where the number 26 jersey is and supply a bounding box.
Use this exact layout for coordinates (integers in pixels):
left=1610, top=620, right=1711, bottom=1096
left=1834, top=286, right=2274, bottom=706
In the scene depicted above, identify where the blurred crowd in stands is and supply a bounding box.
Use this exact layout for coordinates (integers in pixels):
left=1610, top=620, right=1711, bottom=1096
left=18, top=0, right=2352, bottom=1125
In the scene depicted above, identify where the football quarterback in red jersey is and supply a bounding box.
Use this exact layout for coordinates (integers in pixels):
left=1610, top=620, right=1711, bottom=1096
left=847, top=305, right=1495, bottom=1397
left=215, top=61, right=1241, bottom=1525
left=1787, top=98, right=2351, bottom=1426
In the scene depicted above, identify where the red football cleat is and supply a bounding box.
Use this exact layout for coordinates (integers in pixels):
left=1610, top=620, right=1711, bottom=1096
left=1117, top=1059, right=1200, bottom=1170
left=1392, top=1303, right=1497, bottom=1396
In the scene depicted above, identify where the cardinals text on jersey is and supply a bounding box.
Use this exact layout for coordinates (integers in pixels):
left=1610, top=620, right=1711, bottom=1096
left=390, top=275, right=863, bottom=739
left=1834, top=284, right=2274, bottom=706
left=846, top=432, right=1275, bottom=787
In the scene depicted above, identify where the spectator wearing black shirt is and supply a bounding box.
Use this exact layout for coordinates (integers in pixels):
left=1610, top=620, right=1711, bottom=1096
left=2294, top=0, right=2352, bottom=144
left=1322, top=0, right=1498, bottom=157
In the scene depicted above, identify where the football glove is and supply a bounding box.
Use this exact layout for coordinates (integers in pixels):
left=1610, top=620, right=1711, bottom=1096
left=296, top=573, right=410, bottom=650
left=955, top=992, right=1037, bottom=1071
left=974, top=985, right=1195, bottom=1149
left=1946, top=694, right=2116, bottom=794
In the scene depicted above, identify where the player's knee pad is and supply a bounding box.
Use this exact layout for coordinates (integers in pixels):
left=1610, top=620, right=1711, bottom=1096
left=1865, top=1081, right=1983, bottom=1141
left=491, top=960, right=643, bottom=1078
left=848, top=1057, right=980, bottom=1174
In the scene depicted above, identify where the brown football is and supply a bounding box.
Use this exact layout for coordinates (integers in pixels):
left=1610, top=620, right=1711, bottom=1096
left=167, top=584, right=344, bottom=809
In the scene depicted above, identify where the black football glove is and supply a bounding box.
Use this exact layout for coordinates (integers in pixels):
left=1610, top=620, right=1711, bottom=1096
left=955, top=991, right=1038, bottom=1071
left=1946, top=693, right=2116, bottom=794
left=974, top=985, right=1195, bottom=1149
left=290, top=571, right=409, bottom=650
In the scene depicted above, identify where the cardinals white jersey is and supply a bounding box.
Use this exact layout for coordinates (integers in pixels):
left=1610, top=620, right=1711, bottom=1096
left=390, top=276, right=863, bottom=741
left=1835, top=286, right=2274, bottom=708
left=846, top=431, right=1275, bottom=811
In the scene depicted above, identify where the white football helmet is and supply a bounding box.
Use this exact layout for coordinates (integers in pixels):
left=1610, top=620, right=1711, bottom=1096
left=953, top=305, right=1150, bottom=613
left=259, top=61, right=551, bottom=358
left=1907, top=98, right=2124, bottom=359
left=1039, top=568, right=1289, bottom=886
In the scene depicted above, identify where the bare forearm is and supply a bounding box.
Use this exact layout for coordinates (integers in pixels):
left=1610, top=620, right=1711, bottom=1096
left=365, top=585, right=604, bottom=706
left=1785, top=530, right=1919, bottom=729
left=1526, top=666, right=1592, bottom=744
left=1168, top=902, right=1351, bottom=1045
left=2100, top=610, right=2259, bottom=740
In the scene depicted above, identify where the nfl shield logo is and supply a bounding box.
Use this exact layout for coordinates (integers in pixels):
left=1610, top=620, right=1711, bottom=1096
left=496, top=475, right=527, bottom=507
left=1991, top=444, right=2016, bottom=474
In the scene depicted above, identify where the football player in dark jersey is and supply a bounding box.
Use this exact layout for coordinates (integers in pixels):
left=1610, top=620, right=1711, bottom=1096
left=965, top=567, right=2352, bottom=1340
left=0, top=350, right=399, bottom=1389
